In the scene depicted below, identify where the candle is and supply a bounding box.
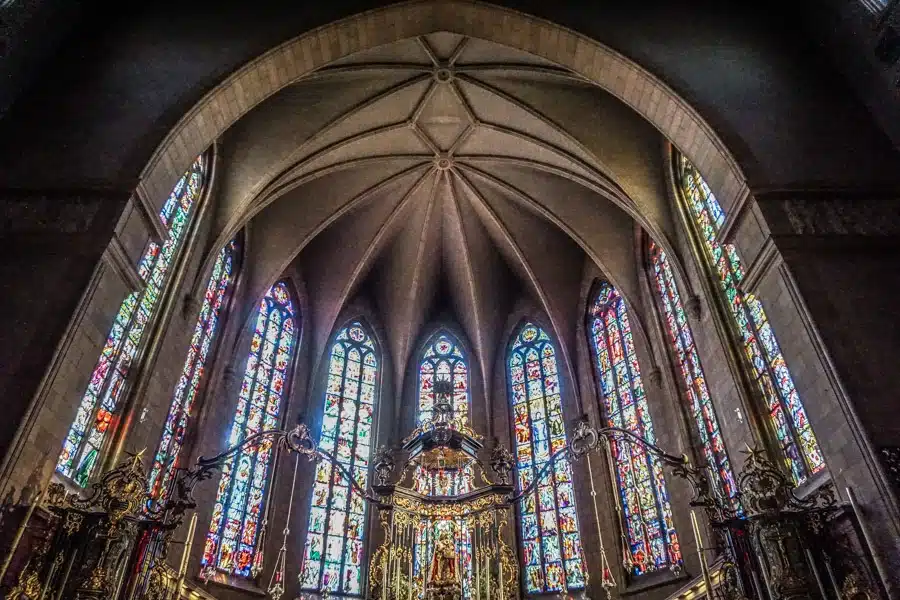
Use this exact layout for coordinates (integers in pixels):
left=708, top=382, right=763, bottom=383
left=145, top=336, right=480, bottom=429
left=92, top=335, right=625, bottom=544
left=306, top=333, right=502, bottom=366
left=690, top=510, right=714, bottom=597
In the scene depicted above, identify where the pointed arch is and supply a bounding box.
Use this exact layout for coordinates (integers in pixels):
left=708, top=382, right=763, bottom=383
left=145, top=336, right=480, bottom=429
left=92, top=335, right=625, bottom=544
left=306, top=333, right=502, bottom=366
left=674, top=153, right=824, bottom=484
left=201, top=280, right=299, bottom=578
left=416, top=329, right=471, bottom=426
left=508, top=322, right=586, bottom=594
left=300, top=318, right=379, bottom=595
left=56, top=153, right=208, bottom=486
left=586, top=281, right=681, bottom=576
left=645, top=238, right=738, bottom=507
left=149, top=235, right=243, bottom=501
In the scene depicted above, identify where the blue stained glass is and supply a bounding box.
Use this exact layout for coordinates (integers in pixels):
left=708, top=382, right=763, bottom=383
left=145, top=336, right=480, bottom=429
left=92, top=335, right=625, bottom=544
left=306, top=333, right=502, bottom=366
left=649, top=242, right=739, bottom=507
left=508, top=323, right=586, bottom=594
left=149, top=239, right=238, bottom=502
left=56, top=155, right=206, bottom=486
left=676, top=154, right=824, bottom=483
left=588, top=283, right=682, bottom=575
left=300, top=321, right=378, bottom=596
left=202, top=282, right=297, bottom=578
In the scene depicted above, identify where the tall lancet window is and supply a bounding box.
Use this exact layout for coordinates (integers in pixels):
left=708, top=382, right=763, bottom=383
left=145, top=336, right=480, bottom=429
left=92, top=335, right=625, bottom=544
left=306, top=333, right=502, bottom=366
left=509, top=324, right=586, bottom=594
left=648, top=242, right=738, bottom=506
left=587, top=283, right=681, bottom=575
left=300, top=321, right=378, bottom=595
left=417, top=333, right=469, bottom=427
left=57, top=155, right=207, bottom=486
left=202, top=282, right=297, bottom=578
left=676, top=154, right=824, bottom=484
left=411, top=332, right=475, bottom=598
left=149, top=238, right=239, bottom=501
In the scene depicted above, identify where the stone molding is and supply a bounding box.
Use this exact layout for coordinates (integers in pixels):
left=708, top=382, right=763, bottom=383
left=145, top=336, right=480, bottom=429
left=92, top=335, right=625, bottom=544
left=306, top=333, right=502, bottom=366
left=755, top=191, right=900, bottom=237
left=137, top=0, right=748, bottom=219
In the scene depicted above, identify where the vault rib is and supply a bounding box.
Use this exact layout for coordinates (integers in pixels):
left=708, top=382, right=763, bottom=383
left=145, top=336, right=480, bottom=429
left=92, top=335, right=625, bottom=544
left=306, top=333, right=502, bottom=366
left=311, top=167, right=438, bottom=389
left=417, top=36, right=441, bottom=67
left=456, top=73, right=618, bottom=179
left=455, top=156, right=695, bottom=309
left=454, top=63, right=588, bottom=82
left=448, top=37, right=470, bottom=66
left=313, top=63, right=433, bottom=75
left=455, top=162, right=659, bottom=364
left=452, top=167, right=582, bottom=416
left=444, top=170, right=492, bottom=427
left=392, top=172, right=443, bottom=428
left=237, top=163, right=433, bottom=332
left=240, top=73, right=430, bottom=205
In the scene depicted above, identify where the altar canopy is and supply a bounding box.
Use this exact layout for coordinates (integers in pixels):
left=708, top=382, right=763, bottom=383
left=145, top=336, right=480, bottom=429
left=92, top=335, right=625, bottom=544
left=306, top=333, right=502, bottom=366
left=370, top=382, right=519, bottom=600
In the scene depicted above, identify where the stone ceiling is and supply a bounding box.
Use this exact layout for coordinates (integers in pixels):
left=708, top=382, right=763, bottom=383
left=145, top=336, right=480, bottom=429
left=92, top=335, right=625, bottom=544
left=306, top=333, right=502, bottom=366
left=203, top=32, right=681, bottom=401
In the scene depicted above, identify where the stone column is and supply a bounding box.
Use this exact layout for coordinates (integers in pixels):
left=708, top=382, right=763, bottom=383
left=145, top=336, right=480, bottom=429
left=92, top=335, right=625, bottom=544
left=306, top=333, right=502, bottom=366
left=746, top=190, right=900, bottom=596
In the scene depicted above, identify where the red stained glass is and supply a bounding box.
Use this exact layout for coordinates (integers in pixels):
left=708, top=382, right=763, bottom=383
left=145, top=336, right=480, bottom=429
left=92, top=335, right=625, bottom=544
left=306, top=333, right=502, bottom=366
left=56, top=155, right=206, bottom=486
left=300, top=321, right=377, bottom=595
left=203, top=282, right=296, bottom=578
left=508, top=324, right=586, bottom=593
left=676, top=154, right=824, bottom=484
left=649, top=243, right=739, bottom=508
left=588, top=283, right=682, bottom=575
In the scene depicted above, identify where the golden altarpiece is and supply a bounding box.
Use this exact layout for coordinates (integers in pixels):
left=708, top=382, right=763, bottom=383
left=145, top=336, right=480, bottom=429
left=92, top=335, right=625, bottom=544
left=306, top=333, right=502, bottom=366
left=368, top=382, right=519, bottom=600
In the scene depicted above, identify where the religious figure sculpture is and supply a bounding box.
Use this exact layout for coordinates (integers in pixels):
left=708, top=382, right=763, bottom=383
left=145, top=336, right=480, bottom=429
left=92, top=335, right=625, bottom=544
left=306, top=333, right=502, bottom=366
left=425, top=529, right=462, bottom=600
left=429, top=530, right=458, bottom=585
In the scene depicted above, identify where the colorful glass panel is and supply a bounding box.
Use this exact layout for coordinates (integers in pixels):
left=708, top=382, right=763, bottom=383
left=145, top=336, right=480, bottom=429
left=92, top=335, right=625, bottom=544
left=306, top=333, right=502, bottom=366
left=649, top=243, right=738, bottom=507
left=677, top=155, right=824, bottom=484
left=509, top=324, right=586, bottom=594
left=412, top=518, right=474, bottom=598
left=410, top=332, right=475, bottom=596
left=56, top=155, right=206, bottom=486
left=300, top=321, right=378, bottom=596
left=588, top=283, right=681, bottom=575
left=202, top=282, right=296, bottom=578
left=148, top=239, right=238, bottom=501
left=417, top=333, right=469, bottom=426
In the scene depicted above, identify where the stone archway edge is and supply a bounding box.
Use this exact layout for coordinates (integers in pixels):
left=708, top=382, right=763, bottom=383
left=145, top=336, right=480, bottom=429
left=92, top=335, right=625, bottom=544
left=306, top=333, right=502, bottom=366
left=139, top=0, right=748, bottom=218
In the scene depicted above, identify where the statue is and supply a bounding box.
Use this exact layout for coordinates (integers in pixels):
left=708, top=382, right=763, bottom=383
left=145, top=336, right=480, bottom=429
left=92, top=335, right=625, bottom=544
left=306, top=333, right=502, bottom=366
left=429, top=530, right=458, bottom=585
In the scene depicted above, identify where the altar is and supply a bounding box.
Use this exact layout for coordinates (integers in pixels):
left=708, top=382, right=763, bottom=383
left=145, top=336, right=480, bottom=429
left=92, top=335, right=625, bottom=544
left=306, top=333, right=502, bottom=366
left=368, top=383, right=518, bottom=600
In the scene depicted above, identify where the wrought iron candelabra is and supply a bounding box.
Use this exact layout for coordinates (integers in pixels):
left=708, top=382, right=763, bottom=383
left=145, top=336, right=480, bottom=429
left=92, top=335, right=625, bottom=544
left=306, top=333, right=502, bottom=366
left=1, top=415, right=884, bottom=600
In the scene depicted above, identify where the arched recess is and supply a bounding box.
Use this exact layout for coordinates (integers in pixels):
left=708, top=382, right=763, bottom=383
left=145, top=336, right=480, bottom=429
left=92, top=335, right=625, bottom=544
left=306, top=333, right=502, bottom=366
left=406, top=324, right=482, bottom=432
left=136, top=1, right=749, bottom=220
left=299, top=316, right=381, bottom=595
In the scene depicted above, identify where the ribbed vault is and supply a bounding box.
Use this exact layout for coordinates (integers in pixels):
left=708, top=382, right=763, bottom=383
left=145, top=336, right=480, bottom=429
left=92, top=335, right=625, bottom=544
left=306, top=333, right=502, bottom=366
left=203, top=32, right=690, bottom=413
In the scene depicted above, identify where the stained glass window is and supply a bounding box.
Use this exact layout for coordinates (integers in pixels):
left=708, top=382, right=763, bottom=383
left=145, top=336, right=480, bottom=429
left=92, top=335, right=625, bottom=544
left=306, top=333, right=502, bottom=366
left=417, top=333, right=469, bottom=426
left=56, top=155, right=206, bottom=486
left=148, top=239, right=239, bottom=501
left=588, top=283, right=681, bottom=576
left=676, top=154, right=824, bottom=484
left=411, top=332, right=474, bottom=597
left=300, top=321, right=378, bottom=595
left=202, top=282, right=297, bottom=578
left=648, top=242, right=738, bottom=506
left=508, top=324, right=586, bottom=594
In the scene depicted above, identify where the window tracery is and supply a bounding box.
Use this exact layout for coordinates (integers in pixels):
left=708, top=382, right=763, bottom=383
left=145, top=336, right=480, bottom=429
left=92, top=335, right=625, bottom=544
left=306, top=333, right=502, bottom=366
left=676, top=154, right=824, bottom=484
left=509, top=323, right=586, bottom=594
left=56, top=155, right=206, bottom=486
left=202, top=281, right=297, bottom=578
left=300, top=321, right=378, bottom=595
left=648, top=241, right=738, bottom=506
left=148, top=239, right=239, bottom=501
left=411, top=331, right=475, bottom=597
left=587, top=283, right=681, bottom=575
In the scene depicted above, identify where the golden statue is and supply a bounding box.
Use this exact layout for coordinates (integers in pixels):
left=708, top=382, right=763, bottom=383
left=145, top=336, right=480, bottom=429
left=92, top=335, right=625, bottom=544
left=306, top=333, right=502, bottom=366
left=428, top=530, right=458, bottom=586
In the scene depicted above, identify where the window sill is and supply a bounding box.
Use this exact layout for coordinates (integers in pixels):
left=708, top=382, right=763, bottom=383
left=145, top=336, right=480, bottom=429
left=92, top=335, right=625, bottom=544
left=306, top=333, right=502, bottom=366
left=621, top=569, right=690, bottom=596
left=197, top=573, right=267, bottom=597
